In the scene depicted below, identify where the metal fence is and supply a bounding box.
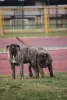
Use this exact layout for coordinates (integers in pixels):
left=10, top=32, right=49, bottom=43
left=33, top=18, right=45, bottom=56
left=0, top=6, right=67, bottom=35
left=48, top=6, right=67, bottom=31
left=4, top=8, right=44, bottom=30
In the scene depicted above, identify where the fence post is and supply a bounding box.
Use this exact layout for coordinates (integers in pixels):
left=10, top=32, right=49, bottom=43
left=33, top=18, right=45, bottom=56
left=43, top=7, right=49, bottom=33
left=0, top=9, right=4, bottom=36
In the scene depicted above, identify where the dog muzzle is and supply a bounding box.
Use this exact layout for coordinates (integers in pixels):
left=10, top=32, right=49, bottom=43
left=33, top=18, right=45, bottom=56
left=11, top=48, right=17, bottom=56
left=38, top=61, right=45, bottom=68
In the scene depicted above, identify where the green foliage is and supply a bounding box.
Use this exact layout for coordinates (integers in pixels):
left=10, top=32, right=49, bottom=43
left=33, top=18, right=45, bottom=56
left=0, top=72, right=67, bottom=100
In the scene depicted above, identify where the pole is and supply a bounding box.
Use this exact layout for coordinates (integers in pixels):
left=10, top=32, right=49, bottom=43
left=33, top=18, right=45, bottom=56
left=0, top=9, right=3, bottom=36
left=21, top=0, right=24, bottom=29
left=56, top=0, right=58, bottom=28
left=18, top=0, right=24, bottom=29
left=44, top=7, right=49, bottom=33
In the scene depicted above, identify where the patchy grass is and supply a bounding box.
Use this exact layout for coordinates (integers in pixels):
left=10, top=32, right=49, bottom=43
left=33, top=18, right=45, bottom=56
left=0, top=48, right=5, bottom=52
left=0, top=72, right=67, bottom=100
left=0, top=31, right=67, bottom=38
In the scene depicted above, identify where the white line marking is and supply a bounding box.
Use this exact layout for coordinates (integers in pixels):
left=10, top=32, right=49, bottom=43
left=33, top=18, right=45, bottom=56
left=0, top=46, right=67, bottom=54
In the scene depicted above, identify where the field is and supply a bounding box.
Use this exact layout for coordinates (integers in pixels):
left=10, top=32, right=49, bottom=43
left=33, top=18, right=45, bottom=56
left=0, top=32, right=67, bottom=100
left=0, top=72, right=67, bottom=100
left=0, top=31, right=67, bottom=38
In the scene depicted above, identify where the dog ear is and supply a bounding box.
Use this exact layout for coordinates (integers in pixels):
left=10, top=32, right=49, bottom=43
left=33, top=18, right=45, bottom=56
left=6, top=45, right=9, bottom=52
left=16, top=44, right=20, bottom=51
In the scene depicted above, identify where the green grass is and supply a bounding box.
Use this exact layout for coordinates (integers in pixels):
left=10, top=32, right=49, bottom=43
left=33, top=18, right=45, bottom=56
left=0, top=31, right=67, bottom=38
left=0, top=72, right=67, bottom=100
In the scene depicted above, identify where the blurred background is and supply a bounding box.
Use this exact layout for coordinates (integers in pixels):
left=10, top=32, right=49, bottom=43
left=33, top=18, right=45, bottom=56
left=0, top=0, right=67, bottom=35
left=0, top=0, right=67, bottom=6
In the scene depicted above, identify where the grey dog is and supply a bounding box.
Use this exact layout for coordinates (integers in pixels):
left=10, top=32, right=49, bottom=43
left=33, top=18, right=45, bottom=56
left=6, top=43, right=39, bottom=79
left=16, top=37, right=54, bottom=78
left=6, top=43, right=24, bottom=79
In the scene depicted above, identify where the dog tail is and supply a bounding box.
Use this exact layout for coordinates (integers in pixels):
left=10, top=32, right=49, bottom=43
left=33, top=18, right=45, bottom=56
left=16, top=37, right=31, bottom=46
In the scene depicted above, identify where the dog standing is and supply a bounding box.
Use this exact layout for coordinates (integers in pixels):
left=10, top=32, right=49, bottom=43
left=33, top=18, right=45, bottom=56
left=6, top=43, right=39, bottom=79
left=16, top=37, right=54, bottom=78
left=6, top=43, right=24, bottom=79
left=36, top=47, right=54, bottom=77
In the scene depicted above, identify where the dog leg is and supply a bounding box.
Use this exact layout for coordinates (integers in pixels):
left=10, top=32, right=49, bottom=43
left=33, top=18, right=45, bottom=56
left=11, top=65, right=15, bottom=79
left=20, top=63, right=24, bottom=79
left=38, top=65, right=44, bottom=78
left=28, top=64, right=33, bottom=77
left=33, top=67, right=39, bottom=78
left=48, top=65, right=54, bottom=77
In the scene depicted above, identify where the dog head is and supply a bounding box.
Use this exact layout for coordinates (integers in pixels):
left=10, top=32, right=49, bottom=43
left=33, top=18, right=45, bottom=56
left=6, top=43, right=20, bottom=56
left=6, top=43, right=20, bottom=64
left=36, top=53, right=48, bottom=68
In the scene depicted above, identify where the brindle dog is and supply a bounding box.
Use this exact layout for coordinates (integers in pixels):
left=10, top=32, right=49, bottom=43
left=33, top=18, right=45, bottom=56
left=6, top=43, right=39, bottom=79
left=16, top=37, right=54, bottom=78
left=6, top=43, right=24, bottom=79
